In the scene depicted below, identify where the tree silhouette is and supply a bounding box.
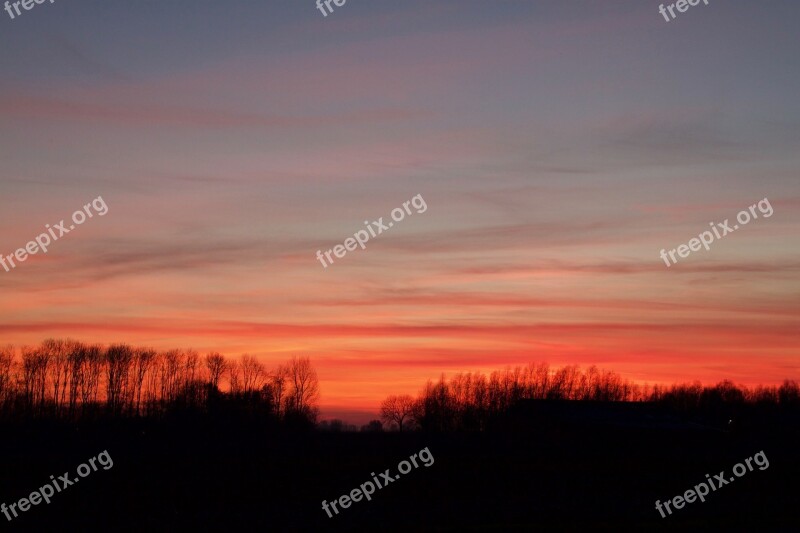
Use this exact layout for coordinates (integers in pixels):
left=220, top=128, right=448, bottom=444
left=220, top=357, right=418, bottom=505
left=205, top=352, right=227, bottom=391
left=361, top=419, right=384, bottom=432
left=240, top=354, right=266, bottom=393
left=269, top=364, right=288, bottom=420
left=0, top=345, right=15, bottom=414
left=383, top=363, right=800, bottom=432
left=380, top=394, right=416, bottom=432
left=132, top=348, right=156, bottom=415
left=0, top=339, right=323, bottom=427
left=0, top=338, right=796, bottom=435
left=286, top=356, right=320, bottom=422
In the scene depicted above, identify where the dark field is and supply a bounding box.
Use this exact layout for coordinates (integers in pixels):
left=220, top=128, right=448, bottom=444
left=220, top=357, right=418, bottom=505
left=2, top=413, right=797, bottom=532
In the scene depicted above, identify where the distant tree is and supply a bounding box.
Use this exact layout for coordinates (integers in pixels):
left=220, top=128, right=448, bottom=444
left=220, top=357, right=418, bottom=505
left=66, top=342, right=87, bottom=416
left=173, top=350, right=205, bottom=408
left=79, top=344, right=103, bottom=409
left=160, top=349, right=186, bottom=403
left=548, top=364, right=581, bottom=400
left=380, top=394, right=416, bottom=432
left=44, top=339, right=74, bottom=414
left=269, top=364, right=289, bottom=419
left=286, top=356, right=320, bottom=422
left=22, top=345, right=49, bottom=412
left=205, top=352, right=227, bottom=390
left=420, top=376, right=456, bottom=431
left=106, top=344, right=134, bottom=414
left=361, top=420, right=383, bottom=432
left=778, top=380, right=799, bottom=408
left=527, top=362, right=550, bottom=399
left=0, top=346, right=16, bottom=412
left=131, top=348, right=156, bottom=415
left=240, top=355, right=266, bottom=393
left=142, top=349, right=162, bottom=411
left=227, top=360, right=242, bottom=394
left=184, top=350, right=201, bottom=388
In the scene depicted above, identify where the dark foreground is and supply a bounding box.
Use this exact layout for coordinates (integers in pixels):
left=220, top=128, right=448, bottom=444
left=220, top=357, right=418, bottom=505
left=1, top=416, right=797, bottom=532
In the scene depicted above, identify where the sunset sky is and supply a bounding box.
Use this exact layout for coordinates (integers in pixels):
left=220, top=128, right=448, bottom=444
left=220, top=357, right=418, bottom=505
left=1, top=1, right=798, bottom=424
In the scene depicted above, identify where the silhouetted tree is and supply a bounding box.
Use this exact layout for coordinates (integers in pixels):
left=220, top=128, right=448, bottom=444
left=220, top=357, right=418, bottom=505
left=106, top=344, right=134, bottom=414
left=205, top=352, right=227, bottom=390
left=66, top=341, right=87, bottom=416
left=286, top=356, right=320, bottom=422
left=778, top=380, right=799, bottom=408
left=79, top=344, right=103, bottom=411
left=21, top=345, right=48, bottom=413
left=269, top=364, right=288, bottom=420
left=45, top=339, right=74, bottom=415
left=380, top=394, right=416, bottom=432
left=160, top=349, right=185, bottom=404
left=361, top=420, right=383, bottom=432
left=0, top=345, right=16, bottom=413
left=227, top=359, right=242, bottom=394
left=131, top=348, right=156, bottom=415
left=240, top=354, right=266, bottom=393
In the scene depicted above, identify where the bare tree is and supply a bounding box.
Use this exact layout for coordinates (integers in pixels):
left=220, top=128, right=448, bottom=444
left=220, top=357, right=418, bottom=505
left=205, top=352, right=227, bottom=390
left=42, top=339, right=73, bottom=413
left=269, top=364, right=289, bottom=419
left=361, top=420, right=384, bottom=432
left=160, top=349, right=185, bottom=403
left=21, top=345, right=49, bottom=413
left=184, top=350, right=200, bottom=387
left=549, top=364, right=580, bottom=400
left=0, top=345, right=16, bottom=412
left=131, top=348, right=156, bottom=414
left=143, top=351, right=164, bottom=411
left=286, top=356, right=320, bottom=420
left=182, top=350, right=202, bottom=406
left=240, top=354, right=266, bottom=393
left=227, top=359, right=242, bottom=394
left=66, top=342, right=88, bottom=416
left=78, top=344, right=103, bottom=410
left=778, top=380, right=799, bottom=407
left=380, top=394, right=416, bottom=431
left=106, top=344, right=134, bottom=414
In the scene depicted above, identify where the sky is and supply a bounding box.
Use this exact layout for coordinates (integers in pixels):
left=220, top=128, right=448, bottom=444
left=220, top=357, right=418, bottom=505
left=0, top=0, right=798, bottom=424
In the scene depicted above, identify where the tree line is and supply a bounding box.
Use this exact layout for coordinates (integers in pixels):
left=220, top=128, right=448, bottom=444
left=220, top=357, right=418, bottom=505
left=380, top=363, right=800, bottom=432
left=0, top=339, right=320, bottom=425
